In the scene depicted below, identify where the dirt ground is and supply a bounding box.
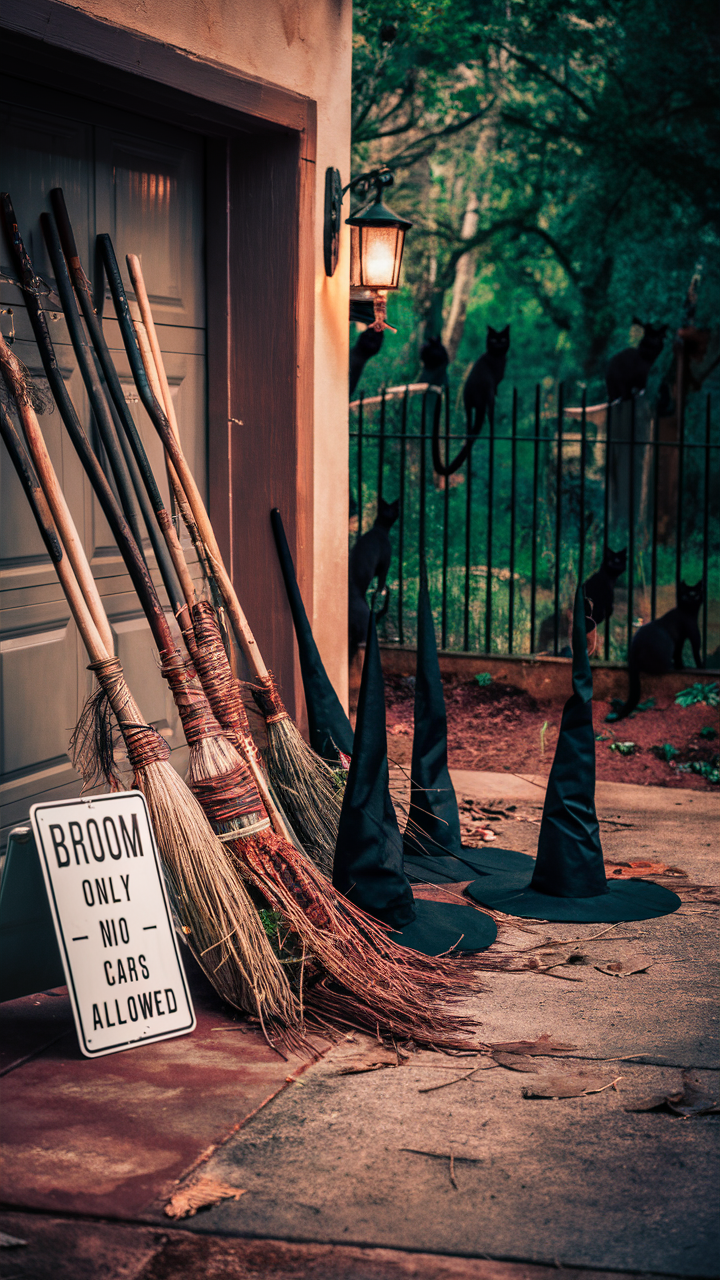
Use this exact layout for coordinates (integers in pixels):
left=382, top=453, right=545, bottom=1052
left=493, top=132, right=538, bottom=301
left=382, top=673, right=719, bottom=791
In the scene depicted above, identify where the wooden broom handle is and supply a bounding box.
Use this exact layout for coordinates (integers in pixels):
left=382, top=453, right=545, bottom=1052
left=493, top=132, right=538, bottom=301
left=123, top=251, right=270, bottom=682
left=1, top=401, right=149, bottom=744
left=0, top=334, right=115, bottom=656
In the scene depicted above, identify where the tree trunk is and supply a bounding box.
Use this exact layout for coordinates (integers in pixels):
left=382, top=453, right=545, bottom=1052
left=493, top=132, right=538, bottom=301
left=442, top=192, right=480, bottom=362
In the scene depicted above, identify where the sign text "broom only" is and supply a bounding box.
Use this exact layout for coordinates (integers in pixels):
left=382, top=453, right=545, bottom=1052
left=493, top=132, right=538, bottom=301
left=31, top=791, right=195, bottom=1057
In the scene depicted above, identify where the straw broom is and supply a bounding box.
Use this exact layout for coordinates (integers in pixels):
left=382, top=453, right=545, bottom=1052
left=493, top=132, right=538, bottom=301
left=107, top=237, right=344, bottom=872
left=17, top=206, right=479, bottom=1049
left=43, top=190, right=304, bottom=856
left=0, top=375, right=300, bottom=1044
left=80, top=302, right=481, bottom=1050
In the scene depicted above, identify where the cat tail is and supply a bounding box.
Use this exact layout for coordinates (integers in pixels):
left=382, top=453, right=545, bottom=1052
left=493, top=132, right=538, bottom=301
left=613, top=662, right=642, bottom=721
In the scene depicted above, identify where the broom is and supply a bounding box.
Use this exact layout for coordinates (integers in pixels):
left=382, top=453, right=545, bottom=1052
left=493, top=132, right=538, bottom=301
left=0, top=369, right=301, bottom=1044
left=77, top=299, right=481, bottom=1050
left=20, top=207, right=479, bottom=1048
left=104, top=235, right=344, bottom=873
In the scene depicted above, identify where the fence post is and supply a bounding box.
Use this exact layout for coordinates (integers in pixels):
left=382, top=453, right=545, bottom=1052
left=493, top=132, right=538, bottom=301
left=627, top=392, right=636, bottom=657
left=603, top=398, right=612, bottom=658
left=485, top=405, right=495, bottom=653
left=553, top=383, right=564, bottom=655
left=508, top=387, right=517, bottom=654
left=530, top=384, right=540, bottom=653
left=398, top=385, right=408, bottom=644
left=356, top=391, right=364, bottom=543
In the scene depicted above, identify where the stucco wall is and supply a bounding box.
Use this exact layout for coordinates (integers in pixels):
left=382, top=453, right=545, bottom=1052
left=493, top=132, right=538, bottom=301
left=39, top=0, right=353, bottom=707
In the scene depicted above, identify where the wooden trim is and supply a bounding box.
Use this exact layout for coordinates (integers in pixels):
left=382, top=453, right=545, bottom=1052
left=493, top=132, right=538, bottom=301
left=1, top=0, right=315, bottom=146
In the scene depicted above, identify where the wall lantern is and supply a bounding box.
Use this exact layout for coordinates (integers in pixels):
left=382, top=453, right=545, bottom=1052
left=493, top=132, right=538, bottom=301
left=324, top=166, right=412, bottom=331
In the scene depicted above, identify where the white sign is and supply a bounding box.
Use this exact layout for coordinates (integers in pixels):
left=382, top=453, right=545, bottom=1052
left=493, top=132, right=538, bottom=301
left=31, top=791, right=196, bottom=1057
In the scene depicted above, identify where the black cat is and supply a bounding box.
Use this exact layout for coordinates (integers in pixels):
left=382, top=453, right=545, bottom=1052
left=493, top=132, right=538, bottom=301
left=583, top=547, right=628, bottom=625
left=349, top=326, right=384, bottom=397
left=348, top=497, right=400, bottom=662
left=606, top=319, right=668, bottom=402
left=463, top=325, right=510, bottom=435
left=419, top=336, right=449, bottom=387
left=612, top=580, right=704, bottom=720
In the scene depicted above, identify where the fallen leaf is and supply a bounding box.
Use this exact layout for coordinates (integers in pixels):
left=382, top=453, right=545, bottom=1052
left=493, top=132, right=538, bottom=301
left=489, top=1033, right=577, bottom=1057
left=624, top=1072, right=720, bottom=1116
left=491, top=1052, right=542, bottom=1073
left=594, top=956, right=652, bottom=977
left=522, top=1072, right=617, bottom=1099
left=165, top=1177, right=246, bottom=1219
left=605, top=859, right=686, bottom=879
left=336, top=1047, right=402, bottom=1075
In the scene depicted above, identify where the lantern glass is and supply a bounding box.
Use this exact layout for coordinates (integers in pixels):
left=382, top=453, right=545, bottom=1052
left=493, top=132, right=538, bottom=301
left=349, top=223, right=405, bottom=290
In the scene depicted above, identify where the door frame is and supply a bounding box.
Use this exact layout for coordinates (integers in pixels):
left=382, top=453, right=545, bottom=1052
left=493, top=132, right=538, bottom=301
left=1, top=1, right=317, bottom=722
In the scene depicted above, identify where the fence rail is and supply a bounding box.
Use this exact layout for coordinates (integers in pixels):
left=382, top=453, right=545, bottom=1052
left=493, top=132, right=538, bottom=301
left=350, top=383, right=720, bottom=667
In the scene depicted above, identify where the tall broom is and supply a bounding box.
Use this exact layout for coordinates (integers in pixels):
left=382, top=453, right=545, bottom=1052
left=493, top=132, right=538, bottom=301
left=22, top=204, right=480, bottom=1048
left=35, top=197, right=303, bottom=858
left=51, top=259, right=481, bottom=1049
left=0, top=367, right=300, bottom=1044
left=97, top=230, right=344, bottom=873
left=71, top=297, right=482, bottom=1050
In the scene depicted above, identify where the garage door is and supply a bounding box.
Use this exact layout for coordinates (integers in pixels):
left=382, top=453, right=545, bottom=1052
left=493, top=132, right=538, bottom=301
left=1, top=78, right=207, bottom=848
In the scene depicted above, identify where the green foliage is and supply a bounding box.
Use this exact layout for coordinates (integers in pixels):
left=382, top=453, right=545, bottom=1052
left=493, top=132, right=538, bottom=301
left=699, top=726, right=718, bottom=739
left=677, top=759, right=720, bottom=784
left=651, top=743, right=680, bottom=762
left=352, top=0, right=720, bottom=384
left=259, top=908, right=283, bottom=939
left=609, top=740, right=637, bottom=755
left=676, top=682, right=719, bottom=708
left=474, top=671, right=493, bottom=687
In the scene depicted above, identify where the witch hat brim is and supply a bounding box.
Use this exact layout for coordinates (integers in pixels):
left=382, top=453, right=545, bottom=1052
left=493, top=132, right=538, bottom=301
left=271, top=509, right=354, bottom=761
left=334, top=613, right=496, bottom=954
left=466, top=586, right=681, bottom=923
left=402, top=565, right=534, bottom=890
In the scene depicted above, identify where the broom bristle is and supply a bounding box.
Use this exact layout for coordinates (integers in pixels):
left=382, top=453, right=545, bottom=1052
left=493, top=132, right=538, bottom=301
left=230, top=826, right=481, bottom=1052
left=263, top=715, right=342, bottom=876
left=136, top=759, right=305, bottom=1049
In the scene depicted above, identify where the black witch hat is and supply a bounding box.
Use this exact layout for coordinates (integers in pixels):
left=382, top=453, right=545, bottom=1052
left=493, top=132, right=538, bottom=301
left=466, top=586, right=681, bottom=922
left=333, top=613, right=497, bottom=955
left=271, top=509, right=354, bottom=762
left=402, top=566, right=533, bottom=889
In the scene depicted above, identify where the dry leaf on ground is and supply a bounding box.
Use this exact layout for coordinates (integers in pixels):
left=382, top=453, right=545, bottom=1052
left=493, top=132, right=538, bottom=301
left=489, top=1033, right=577, bottom=1057
left=522, top=1072, right=617, bottom=1099
left=165, top=1177, right=246, bottom=1219
left=624, top=1072, right=720, bottom=1116
left=336, top=1046, right=404, bottom=1075
left=491, top=1052, right=542, bottom=1073
left=594, top=956, right=652, bottom=977
left=605, top=860, right=686, bottom=879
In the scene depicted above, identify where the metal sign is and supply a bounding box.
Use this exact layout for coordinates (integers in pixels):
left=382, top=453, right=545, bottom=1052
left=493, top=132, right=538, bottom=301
left=31, top=791, right=196, bottom=1057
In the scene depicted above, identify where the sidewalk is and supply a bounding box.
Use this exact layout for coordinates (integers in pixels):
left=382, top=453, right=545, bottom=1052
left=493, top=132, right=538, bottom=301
left=1, top=775, right=717, bottom=1278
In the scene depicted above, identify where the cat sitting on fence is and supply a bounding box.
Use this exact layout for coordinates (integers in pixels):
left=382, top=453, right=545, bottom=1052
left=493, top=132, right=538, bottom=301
left=610, top=579, right=704, bottom=720
left=583, top=547, right=627, bottom=625
left=537, top=548, right=627, bottom=653
left=349, top=325, right=384, bottom=397
left=348, top=497, right=400, bottom=662
left=463, top=324, right=510, bottom=436
left=606, top=319, right=668, bottom=402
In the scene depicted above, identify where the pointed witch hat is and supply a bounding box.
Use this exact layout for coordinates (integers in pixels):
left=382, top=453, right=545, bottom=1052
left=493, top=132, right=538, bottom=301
left=333, top=613, right=497, bottom=955
left=271, top=509, right=354, bottom=762
left=466, top=586, right=681, bottom=922
left=402, top=564, right=533, bottom=888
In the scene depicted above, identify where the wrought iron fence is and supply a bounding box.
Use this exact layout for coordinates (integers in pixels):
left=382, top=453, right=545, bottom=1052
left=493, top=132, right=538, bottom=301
left=349, top=383, right=720, bottom=666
